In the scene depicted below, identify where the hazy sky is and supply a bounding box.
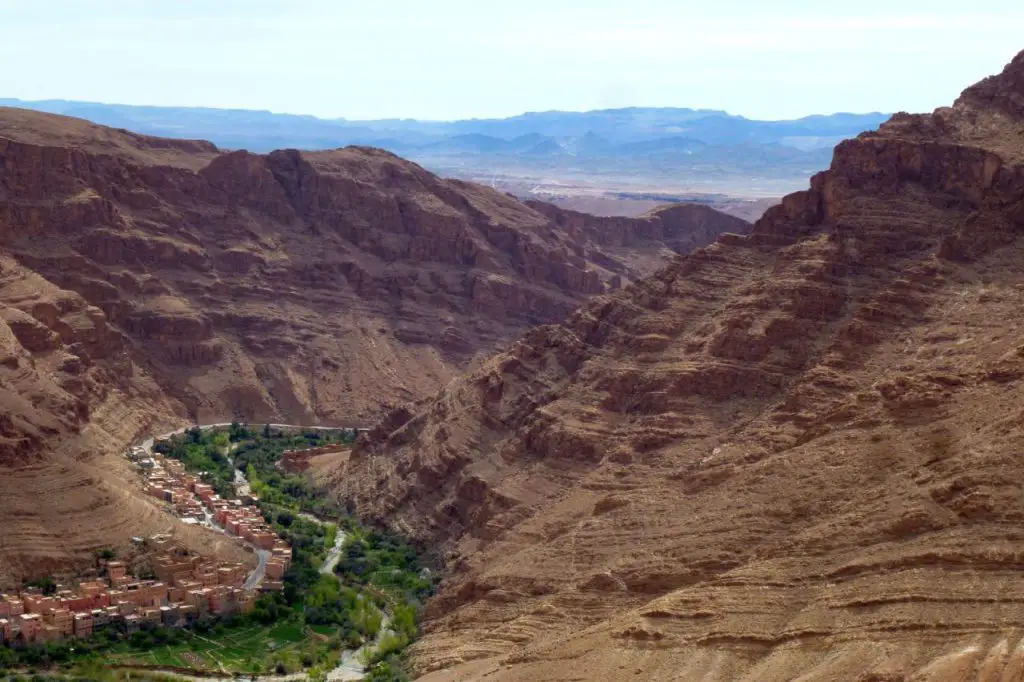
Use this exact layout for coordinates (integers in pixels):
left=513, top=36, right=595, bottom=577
left=3, top=0, right=1023, bottom=121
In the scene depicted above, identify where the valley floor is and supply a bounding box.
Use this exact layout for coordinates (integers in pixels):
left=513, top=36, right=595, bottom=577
left=2, top=424, right=432, bottom=682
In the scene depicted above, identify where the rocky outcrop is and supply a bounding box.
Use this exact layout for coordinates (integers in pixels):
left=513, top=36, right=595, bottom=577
left=327, top=50, right=1024, bottom=681
left=527, top=200, right=751, bottom=249
left=526, top=200, right=752, bottom=279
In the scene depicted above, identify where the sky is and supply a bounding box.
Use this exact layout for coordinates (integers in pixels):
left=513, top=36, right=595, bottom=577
left=2, top=0, right=1024, bottom=121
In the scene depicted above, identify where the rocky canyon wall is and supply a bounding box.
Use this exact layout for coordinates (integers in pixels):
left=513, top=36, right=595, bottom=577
left=326, top=50, right=1024, bottom=682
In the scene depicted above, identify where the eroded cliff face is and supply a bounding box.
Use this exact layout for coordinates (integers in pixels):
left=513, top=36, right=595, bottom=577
left=0, top=254, right=248, bottom=584
left=326, top=51, right=1024, bottom=681
left=0, top=107, right=744, bottom=579
left=525, top=200, right=753, bottom=282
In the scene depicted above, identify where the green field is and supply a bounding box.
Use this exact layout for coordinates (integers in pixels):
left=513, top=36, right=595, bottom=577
left=105, top=621, right=335, bottom=674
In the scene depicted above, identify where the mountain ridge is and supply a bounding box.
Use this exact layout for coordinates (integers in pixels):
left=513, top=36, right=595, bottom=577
left=0, top=98, right=888, bottom=199
left=0, top=98, right=886, bottom=143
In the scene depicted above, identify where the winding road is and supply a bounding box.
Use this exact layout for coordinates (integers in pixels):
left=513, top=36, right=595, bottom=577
left=140, top=422, right=360, bottom=453
left=243, top=549, right=271, bottom=590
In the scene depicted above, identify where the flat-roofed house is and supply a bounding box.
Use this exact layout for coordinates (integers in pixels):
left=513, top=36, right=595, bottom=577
left=251, top=532, right=276, bottom=550
left=17, top=613, right=41, bottom=642
left=91, top=609, right=110, bottom=628
left=3, top=597, right=23, bottom=617
left=61, top=594, right=94, bottom=612
left=185, top=589, right=210, bottom=615
left=45, top=608, right=73, bottom=636
left=79, top=581, right=106, bottom=597
left=73, top=612, right=93, bottom=638
left=37, top=624, right=61, bottom=642
left=265, top=559, right=286, bottom=580
left=23, top=594, right=58, bottom=614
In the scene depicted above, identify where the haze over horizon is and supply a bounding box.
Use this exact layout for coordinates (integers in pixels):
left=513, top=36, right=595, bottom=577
left=0, top=95, right=883, bottom=125
left=3, top=0, right=1023, bottom=122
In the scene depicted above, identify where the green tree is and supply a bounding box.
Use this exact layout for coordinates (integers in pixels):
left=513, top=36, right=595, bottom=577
left=25, top=576, right=57, bottom=596
left=229, top=420, right=249, bottom=442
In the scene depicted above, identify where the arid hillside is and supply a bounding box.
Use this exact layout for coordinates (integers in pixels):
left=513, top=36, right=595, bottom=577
left=0, top=251, right=252, bottom=582
left=0, top=108, right=745, bottom=581
left=0, top=107, right=750, bottom=429
left=325, top=51, right=1024, bottom=680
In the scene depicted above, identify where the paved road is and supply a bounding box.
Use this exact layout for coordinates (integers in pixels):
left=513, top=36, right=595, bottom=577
left=244, top=549, right=271, bottom=590
left=140, top=424, right=292, bottom=588
left=141, top=422, right=367, bottom=454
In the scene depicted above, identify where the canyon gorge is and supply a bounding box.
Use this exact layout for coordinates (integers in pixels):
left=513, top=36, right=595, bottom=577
left=4, top=39, right=1024, bottom=682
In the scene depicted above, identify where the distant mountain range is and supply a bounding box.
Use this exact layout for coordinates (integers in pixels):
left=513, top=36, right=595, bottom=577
left=0, top=98, right=891, bottom=195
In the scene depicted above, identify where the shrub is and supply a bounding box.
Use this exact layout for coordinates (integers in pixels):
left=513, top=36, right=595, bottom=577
left=352, top=599, right=382, bottom=639
left=391, top=604, right=417, bottom=640
left=364, top=653, right=412, bottom=682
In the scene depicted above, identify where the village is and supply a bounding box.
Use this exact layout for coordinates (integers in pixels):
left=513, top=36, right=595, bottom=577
left=135, top=446, right=292, bottom=576
left=0, top=444, right=294, bottom=648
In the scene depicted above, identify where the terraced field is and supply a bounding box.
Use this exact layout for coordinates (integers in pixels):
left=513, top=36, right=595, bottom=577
left=106, top=621, right=313, bottom=673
